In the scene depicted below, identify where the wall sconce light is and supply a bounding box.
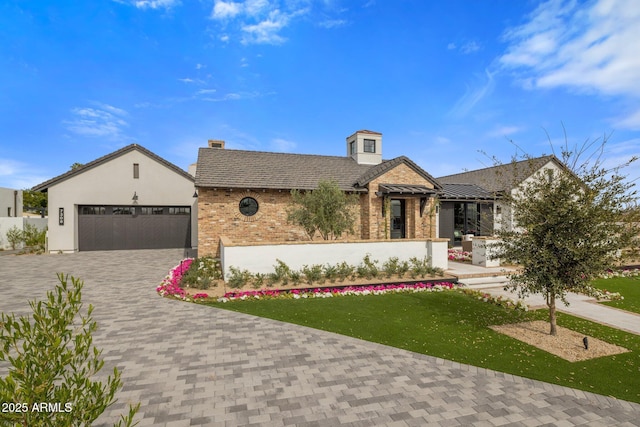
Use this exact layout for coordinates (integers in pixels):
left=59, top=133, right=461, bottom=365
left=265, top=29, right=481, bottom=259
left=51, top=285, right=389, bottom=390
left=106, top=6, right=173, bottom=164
left=193, top=190, right=198, bottom=198
left=132, top=191, right=138, bottom=202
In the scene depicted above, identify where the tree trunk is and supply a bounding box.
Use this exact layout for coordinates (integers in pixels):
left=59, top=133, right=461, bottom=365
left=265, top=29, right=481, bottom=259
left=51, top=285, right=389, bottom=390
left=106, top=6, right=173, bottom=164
left=547, top=292, right=558, bottom=336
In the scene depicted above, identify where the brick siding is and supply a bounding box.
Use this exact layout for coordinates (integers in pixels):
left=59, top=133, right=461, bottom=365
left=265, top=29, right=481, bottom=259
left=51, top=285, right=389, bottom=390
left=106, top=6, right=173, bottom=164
left=198, top=162, right=438, bottom=257
left=198, top=188, right=362, bottom=257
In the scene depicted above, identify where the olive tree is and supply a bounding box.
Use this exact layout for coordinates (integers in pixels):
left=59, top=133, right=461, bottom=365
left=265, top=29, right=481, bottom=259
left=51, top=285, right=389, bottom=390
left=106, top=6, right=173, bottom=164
left=493, top=134, right=639, bottom=335
left=0, top=274, right=139, bottom=426
left=287, top=179, right=359, bottom=240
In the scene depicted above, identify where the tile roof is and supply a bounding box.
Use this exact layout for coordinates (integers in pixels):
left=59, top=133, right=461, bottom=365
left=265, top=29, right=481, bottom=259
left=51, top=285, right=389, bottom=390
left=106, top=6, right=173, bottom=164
left=354, top=156, right=443, bottom=189
left=195, top=148, right=372, bottom=191
left=195, top=149, right=443, bottom=192
left=32, top=144, right=194, bottom=191
left=437, top=155, right=560, bottom=193
left=440, top=183, right=496, bottom=200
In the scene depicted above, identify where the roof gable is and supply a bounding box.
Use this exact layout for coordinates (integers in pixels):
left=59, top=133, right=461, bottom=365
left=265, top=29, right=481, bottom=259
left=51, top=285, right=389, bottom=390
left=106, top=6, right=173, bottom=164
left=32, top=144, right=193, bottom=191
left=355, top=156, right=443, bottom=190
left=437, top=155, right=565, bottom=193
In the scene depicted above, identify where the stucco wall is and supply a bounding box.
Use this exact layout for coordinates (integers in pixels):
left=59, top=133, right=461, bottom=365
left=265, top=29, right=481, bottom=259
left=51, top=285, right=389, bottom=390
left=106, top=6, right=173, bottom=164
left=220, top=237, right=449, bottom=279
left=500, top=159, right=565, bottom=233
left=46, top=150, right=196, bottom=252
left=0, top=187, right=22, bottom=217
left=0, top=217, right=47, bottom=250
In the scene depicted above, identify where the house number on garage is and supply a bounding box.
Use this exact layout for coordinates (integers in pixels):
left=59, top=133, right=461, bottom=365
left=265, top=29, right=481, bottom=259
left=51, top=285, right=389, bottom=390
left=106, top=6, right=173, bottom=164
left=59, top=208, right=64, bottom=226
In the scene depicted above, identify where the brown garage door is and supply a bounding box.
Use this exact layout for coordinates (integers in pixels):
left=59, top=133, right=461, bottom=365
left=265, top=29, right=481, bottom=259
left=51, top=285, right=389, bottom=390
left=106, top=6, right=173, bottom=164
left=78, top=205, right=191, bottom=251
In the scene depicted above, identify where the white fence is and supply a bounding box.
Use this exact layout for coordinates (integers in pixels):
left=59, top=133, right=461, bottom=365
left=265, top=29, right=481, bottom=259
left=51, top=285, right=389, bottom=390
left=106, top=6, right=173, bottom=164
left=0, top=217, right=48, bottom=250
left=219, top=236, right=449, bottom=280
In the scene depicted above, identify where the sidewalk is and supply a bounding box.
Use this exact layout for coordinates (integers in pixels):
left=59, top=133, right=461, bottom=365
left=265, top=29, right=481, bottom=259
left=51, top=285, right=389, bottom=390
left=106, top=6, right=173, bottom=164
left=448, top=261, right=640, bottom=336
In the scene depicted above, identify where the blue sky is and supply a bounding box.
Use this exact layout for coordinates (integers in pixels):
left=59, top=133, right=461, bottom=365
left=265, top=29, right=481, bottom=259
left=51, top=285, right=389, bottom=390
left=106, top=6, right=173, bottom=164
left=1, top=0, right=639, bottom=190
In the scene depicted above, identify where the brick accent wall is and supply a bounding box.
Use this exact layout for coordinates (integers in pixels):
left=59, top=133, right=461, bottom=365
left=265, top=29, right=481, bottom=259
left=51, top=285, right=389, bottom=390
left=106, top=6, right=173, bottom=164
left=365, top=163, right=438, bottom=240
left=198, top=162, right=438, bottom=257
left=198, top=188, right=362, bottom=257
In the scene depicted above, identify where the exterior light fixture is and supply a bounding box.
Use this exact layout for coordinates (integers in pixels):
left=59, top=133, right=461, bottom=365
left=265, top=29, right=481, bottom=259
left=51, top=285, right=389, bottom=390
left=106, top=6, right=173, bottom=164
left=193, top=190, right=198, bottom=198
left=132, top=191, right=138, bottom=201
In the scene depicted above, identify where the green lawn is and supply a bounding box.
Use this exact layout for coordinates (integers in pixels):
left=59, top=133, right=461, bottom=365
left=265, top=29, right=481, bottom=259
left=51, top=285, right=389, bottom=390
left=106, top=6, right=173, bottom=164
left=591, top=276, right=640, bottom=314
left=205, top=290, right=640, bottom=403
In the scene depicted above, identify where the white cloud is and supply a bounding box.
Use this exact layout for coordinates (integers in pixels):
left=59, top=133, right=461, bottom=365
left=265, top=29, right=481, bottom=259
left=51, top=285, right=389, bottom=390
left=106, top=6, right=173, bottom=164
left=131, top=0, right=180, bottom=10
left=486, top=125, right=523, bottom=138
left=0, top=158, right=21, bottom=177
left=63, top=104, right=129, bottom=138
left=199, top=91, right=268, bottom=101
left=448, top=69, right=496, bottom=118
left=210, top=0, right=310, bottom=44
left=434, top=136, right=451, bottom=145
left=500, top=0, right=640, bottom=97
left=196, top=89, right=217, bottom=95
left=242, top=12, right=288, bottom=44
left=612, top=108, right=640, bottom=131
left=0, top=158, right=49, bottom=189
left=212, top=1, right=243, bottom=19
left=270, top=137, right=297, bottom=152
left=245, top=0, right=269, bottom=16
left=318, top=18, right=347, bottom=29
left=460, top=41, right=480, bottom=54
left=447, top=40, right=481, bottom=54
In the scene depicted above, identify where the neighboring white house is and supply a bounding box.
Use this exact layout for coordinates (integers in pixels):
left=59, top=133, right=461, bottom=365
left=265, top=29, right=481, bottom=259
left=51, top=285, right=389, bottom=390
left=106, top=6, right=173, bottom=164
left=0, top=187, right=48, bottom=250
left=0, top=187, right=23, bottom=250
left=0, top=187, right=22, bottom=218
left=32, top=144, right=197, bottom=253
left=437, top=155, right=568, bottom=243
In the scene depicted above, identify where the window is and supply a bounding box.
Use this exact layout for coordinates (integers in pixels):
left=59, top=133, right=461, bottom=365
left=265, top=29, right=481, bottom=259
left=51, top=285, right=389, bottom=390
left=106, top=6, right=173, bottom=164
left=349, top=141, right=356, bottom=155
left=112, top=207, right=133, bottom=215
left=81, top=206, right=106, bottom=215
left=133, top=163, right=139, bottom=179
left=169, top=207, right=190, bottom=215
left=140, top=207, right=163, bottom=215
left=364, top=139, right=376, bottom=153
left=239, top=197, right=259, bottom=216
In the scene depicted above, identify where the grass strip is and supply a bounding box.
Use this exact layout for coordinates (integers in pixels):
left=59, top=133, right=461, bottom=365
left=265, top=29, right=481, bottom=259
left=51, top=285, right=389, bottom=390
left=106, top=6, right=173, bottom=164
left=591, top=276, right=640, bottom=315
left=205, top=290, right=640, bottom=403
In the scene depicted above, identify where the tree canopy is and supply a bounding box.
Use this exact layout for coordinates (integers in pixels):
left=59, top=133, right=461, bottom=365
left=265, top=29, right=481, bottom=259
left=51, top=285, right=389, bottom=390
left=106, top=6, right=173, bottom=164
left=287, top=179, right=359, bottom=240
left=22, top=189, right=47, bottom=212
left=493, top=134, right=639, bottom=335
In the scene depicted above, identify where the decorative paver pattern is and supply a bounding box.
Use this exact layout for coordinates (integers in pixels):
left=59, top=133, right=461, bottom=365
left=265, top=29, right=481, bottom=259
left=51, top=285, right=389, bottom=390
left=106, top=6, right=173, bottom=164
left=1, top=250, right=639, bottom=426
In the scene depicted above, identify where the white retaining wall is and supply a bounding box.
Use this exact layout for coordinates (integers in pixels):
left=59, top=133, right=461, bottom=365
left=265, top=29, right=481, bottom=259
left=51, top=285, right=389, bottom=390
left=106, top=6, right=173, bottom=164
left=0, top=217, right=48, bottom=250
left=472, top=237, right=500, bottom=267
left=219, top=237, right=449, bottom=280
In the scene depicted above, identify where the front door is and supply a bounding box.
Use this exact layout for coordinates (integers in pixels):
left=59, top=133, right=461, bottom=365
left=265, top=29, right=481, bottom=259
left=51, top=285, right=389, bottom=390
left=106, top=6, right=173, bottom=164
left=390, top=199, right=406, bottom=239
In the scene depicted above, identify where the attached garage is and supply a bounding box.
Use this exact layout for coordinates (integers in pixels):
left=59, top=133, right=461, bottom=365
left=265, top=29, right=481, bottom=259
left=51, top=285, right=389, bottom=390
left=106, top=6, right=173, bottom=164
left=78, top=205, right=192, bottom=251
left=32, top=144, right=197, bottom=253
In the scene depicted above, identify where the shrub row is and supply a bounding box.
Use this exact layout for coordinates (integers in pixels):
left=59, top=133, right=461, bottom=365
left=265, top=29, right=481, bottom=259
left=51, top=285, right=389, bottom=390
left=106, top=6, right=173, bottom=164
left=227, top=255, right=444, bottom=289
left=4, top=224, right=46, bottom=253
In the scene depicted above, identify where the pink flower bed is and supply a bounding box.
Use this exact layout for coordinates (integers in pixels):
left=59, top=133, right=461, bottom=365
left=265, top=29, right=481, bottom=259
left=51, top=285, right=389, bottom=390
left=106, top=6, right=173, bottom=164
left=218, top=281, right=457, bottom=303
left=448, top=248, right=472, bottom=262
left=156, top=258, right=210, bottom=301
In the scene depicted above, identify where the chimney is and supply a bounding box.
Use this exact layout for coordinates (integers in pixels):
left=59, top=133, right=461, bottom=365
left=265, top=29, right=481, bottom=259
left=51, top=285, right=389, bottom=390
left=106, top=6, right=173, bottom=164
left=346, top=130, right=382, bottom=165
left=208, top=139, right=225, bottom=149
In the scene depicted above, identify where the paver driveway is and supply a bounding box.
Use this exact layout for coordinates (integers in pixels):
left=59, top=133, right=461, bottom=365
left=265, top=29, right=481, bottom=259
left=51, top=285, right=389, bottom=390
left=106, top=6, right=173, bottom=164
left=1, top=250, right=639, bottom=426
